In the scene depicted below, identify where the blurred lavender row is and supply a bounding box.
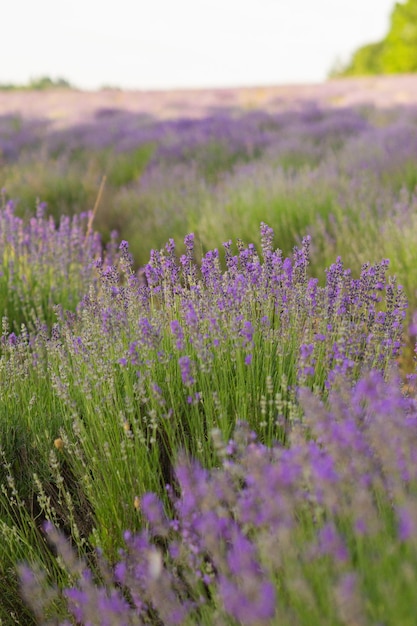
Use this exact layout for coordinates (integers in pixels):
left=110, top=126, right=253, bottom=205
left=3, top=92, right=417, bottom=275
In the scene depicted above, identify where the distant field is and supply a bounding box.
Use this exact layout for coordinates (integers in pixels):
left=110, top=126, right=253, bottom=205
left=2, top=74, right=417, bottom=125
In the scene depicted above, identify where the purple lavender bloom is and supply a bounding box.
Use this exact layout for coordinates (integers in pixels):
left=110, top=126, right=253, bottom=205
left=184, top=232, right=194, bottom=254
left=144, top=248, right=164, bottom=288
left=178, top=355, right=195, bottom=386
left=397, top=506, right=416, bottom=542
left=260, top=221, right=274, bottom=259
left=8, top=332, right=17, bottom=346
left=170, top=319, right=185, bottom=350
left=241, top=320, right=254, bottom=347
left=65, top=585, right=131, bottom=626
left=141, top=493, right=170, bottom=537
left=218, top=576, right=276, bottom=625
left=317, top=523, right=349, bottom=563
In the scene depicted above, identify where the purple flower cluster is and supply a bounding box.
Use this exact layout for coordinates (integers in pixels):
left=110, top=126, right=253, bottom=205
left=21, top=370, right=417, bottom=625
left=138, top=226, right=406, bottom=394
left=46, top=226, right=408, bottom=476
left=0, top=197, right=119, bottom=331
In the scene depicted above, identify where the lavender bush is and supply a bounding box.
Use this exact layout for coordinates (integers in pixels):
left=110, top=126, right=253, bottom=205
left=0, top=191, right=119, bottom=331
left=36, top=226, right=406, bottom=555
left=20, top=370, right=417, bottom=626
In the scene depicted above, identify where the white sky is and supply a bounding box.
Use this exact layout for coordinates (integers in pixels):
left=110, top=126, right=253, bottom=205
left=2, top=0, right=395, bottom=90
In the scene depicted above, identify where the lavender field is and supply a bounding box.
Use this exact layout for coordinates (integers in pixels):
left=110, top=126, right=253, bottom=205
left=1, top=77, right=417, bottom=624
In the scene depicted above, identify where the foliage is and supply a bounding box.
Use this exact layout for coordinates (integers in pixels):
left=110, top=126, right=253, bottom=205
left=331, top=0, right=417, bottom=77
left=0, top=76, right=74, bottom=91
left=333, top=41, right=385, bottom=77
left=383, top=0, right=417, bottom=72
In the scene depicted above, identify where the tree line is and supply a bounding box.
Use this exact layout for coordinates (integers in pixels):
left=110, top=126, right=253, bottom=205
left=331, top=0, right=417, bottom=77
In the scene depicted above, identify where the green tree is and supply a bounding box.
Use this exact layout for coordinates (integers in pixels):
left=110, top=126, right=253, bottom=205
left=334, top=41, right=386, bottom=77
left=0, top=76, right=73, bottom=91
left=332, top=0, right=417, bottom=77
left=28, top=76, right=73, bottom=90
left=381, top=0, right=417, bottom=72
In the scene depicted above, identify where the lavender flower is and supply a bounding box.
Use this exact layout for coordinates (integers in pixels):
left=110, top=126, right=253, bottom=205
left=178, top=355, right=195, bottom=386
